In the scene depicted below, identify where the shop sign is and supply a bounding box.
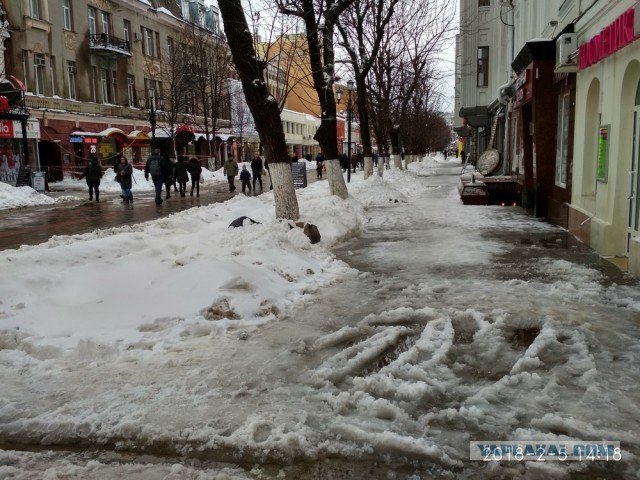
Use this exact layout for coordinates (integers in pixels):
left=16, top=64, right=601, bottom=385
left=514, top=66, right=535, bottom=108
left=0, top=120, right=14, bottom=139
left=579, top=5, right=640, bottom=69
left=31, top=171, right=46, bottom=192
left=70, top=136, right=83, bottom=143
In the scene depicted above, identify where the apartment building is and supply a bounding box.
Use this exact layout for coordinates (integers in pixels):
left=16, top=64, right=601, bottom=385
left=2, top=0, right=230, bottom=180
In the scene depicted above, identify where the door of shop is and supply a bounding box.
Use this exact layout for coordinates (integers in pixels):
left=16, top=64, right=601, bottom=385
left=628, top=80, right=640, bottom=254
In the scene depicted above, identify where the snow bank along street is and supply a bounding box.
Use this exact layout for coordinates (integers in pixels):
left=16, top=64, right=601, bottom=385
left=1, top=155, right=639, bottom=479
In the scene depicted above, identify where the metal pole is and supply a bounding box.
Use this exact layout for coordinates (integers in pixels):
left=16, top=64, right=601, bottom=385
left=150, top=107, right=156, bottom=151
left=347, top=89, right=352, bottom=183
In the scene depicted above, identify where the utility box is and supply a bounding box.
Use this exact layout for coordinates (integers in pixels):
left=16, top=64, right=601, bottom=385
left=556, top=33, right=578, bottom=72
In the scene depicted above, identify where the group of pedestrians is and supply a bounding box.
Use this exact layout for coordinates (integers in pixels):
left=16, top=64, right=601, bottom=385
left=225, top=153, right=271, bottom=194
left=78, top=150, right=203, bottom=206
left=144, top=149, right=203, bottom=205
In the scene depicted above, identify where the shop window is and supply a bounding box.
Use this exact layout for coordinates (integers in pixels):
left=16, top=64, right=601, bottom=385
left=477, top=47, right=489, bottom=87
left=555, top=92, right=570, bottom=187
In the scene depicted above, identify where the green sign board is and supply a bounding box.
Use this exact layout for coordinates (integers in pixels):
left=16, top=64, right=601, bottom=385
left=597, top=125, right=609, bottom=182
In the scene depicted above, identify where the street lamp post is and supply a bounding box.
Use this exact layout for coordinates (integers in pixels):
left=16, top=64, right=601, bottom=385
left=335, top=79, right=355, bottom=182
left=139, top=88, right=164, bottom=151
left=346, top=79, right=354, bottom=183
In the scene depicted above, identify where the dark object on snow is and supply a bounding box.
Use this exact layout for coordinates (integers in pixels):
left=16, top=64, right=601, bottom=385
left=290, top=221, right=321, bottom=244
left=229, top=216, right=261, bottom=228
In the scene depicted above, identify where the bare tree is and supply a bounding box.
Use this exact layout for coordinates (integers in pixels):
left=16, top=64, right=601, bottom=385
left=276, top=0, right=356, bottom=200
left=354, top=0, right=456, bottom=172
left=336, top=0, right=401, bottom=179
left=218, top=0, right=300, bottom=219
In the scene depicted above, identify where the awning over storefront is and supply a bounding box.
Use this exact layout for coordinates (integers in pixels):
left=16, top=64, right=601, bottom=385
left=454, top=125, right=473, bottom=137
left=127, top=130, right=150, bottom=140
left=175, top=124, right=196, bottom=141
left=511, top=39, right=555, bottom=73
left=98, top=127, right=128, bottom=139
left=458, top=106, right=490, bottom=127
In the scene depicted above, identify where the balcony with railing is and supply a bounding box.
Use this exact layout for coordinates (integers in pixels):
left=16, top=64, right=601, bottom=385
left=88, top=33, right=131, bottom=58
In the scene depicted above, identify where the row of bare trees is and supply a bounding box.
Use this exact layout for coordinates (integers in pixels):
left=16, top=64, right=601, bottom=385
left=217, top=0, right=456, bottom=219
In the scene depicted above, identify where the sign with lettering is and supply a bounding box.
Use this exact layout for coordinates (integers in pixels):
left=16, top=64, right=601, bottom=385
left=291, top=161, right=307, bottom=189
left=579, top=5, right=640, bottom=69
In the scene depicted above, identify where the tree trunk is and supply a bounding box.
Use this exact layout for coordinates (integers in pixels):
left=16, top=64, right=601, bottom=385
left=363, top=156, right=373, bottom=179
left=324, top=158, right=347, bottom=198
left=219, top=0, right=299, bottom=220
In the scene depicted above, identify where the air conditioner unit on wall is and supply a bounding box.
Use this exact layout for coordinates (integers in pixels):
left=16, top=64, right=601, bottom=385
left=556, top=33, right=579, bottom=72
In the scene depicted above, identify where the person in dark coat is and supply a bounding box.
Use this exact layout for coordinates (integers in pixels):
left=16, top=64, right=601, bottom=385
left=114, top=153, right=134, bottom=205
left=78, top=154, right=103, bottom=201
left=240, top=164, right=252, bottom=194
left=340, top=153, right=349, bottom=172
left=174, top=156, right=190, bottom=197
left=250, top=153, right=263, bottom=191
left=315, top=152, right=324, bottom=179
left=163, top=156, right=175, bottom=199
left=188, top=157, right=202, bottom=197
left=145, top=148, right=166, bottom=205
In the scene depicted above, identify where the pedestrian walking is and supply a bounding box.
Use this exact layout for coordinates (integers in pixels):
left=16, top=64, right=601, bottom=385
left=163, top=156, right=175, bottom=199
left=114, top=153, right=134, bottom=205
left=144, top=148, right=166, bottom=205
left=188, top=157, right=202, bottom=197
left=315, top=152, right=324, bottom=179
left=225, top=156, right=239, bottom=192
left=340, top=153, right=349, bottom=172
left=174, top=156, right=189, bottom=197
left=240, top=164, right=252, bottom=194
left=78, top=154, right=103, bottom=201
left=250, top=153, right=263, bottom=192
left=350, top=153, right=358, bottom=173
left=373, top=150, right=379, bottom=167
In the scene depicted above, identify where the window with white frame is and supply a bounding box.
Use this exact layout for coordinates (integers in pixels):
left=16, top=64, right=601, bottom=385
left=144, top=28, right=154, bottom=57
left=555, top=92, right=570, bottom=187
left=123, top=20, right=131, bottom=43
left=34, top=53, right=46, bottom=95
left=477, top=46, right=489, bottom=87
left=67, top=61, right=77, bottom=99
left=30, top=0, right=40, bottom=19
left=127, top=75, right=135, bottom=107
left=91, top=66, right=98, bottom=102
left=50, top=56, right=57, bottom=97
left=88, top=7, right=96, bottom=35
left=101, top=11, right=110, bottom=35
left=62, top=0, right=72, bottom=30
left=100, top=69, right=109, bottom=103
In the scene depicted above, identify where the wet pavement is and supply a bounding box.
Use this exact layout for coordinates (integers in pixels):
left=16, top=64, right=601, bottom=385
left=0, top=179, right=270, bottom=251
left=1, top=165, right=639, bottom=479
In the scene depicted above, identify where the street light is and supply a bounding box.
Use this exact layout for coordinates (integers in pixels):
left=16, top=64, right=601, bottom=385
left=346, top=79, right=354, bottom=183
left=139, top=88, right=164, bottom=151
left=335, top=80, right=355, bottom=182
